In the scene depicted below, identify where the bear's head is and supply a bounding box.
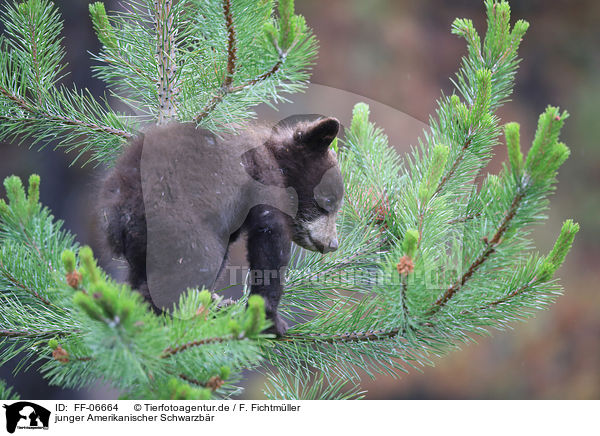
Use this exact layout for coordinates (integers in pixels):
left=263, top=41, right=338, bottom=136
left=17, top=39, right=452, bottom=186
left=271, top=116, right=344, bottom=254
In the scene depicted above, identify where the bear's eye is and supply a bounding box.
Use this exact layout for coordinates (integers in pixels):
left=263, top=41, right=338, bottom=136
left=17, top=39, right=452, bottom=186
left=293, top=130, right=303, bottom=142
left=316, top=196, right=335, bottom=213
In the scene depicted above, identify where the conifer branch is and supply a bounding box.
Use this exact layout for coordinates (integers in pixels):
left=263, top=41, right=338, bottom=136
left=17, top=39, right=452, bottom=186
left=447, top=212, right=482, bottom=224
left=223, top=0, right=237, bottom=87
left=0, top=259, right=54, bottom=308
left=27, top=16, right=42, bottom=105
left=161, top=335, right=241, bottom=358
left=237, top=60, right=284, bottom=89
left=478, top=277, right=537, bottom=310
left=193, top=56, right=285, bottom=123
left=0, top=85, right=134, bottom=140
left=429, top=187, right=525, bottom=313
left=434, top=135, right=473, bottom=197
left=177, top=373, right=225, bottom=392
left=191, top=0, right=308, bottom=124
left=98, top=54, right=155, bottom=85
left=0, top=329, right=73, bottom=338
left=177, top=373, right=209, bottom=388
left=400, top=279, right=411, bottom=320
left=154, top=0, right=179, bottom=124
left=285, top=327, right=403, bottom=344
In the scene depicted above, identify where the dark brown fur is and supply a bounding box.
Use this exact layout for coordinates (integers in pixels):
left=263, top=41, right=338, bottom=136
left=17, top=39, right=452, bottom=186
left=98, top=118, right=343, bottom=335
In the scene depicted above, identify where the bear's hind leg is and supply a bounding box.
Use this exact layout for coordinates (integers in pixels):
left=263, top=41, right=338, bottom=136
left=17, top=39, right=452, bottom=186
left=145, top=219, right=229, bottom=312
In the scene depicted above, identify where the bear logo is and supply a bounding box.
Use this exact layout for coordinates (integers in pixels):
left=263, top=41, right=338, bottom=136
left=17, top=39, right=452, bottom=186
left=2, top=402, right=50, bottom=433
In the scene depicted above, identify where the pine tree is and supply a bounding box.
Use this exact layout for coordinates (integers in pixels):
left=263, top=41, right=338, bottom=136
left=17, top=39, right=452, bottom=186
left=0, top=0, right=578, bottom=400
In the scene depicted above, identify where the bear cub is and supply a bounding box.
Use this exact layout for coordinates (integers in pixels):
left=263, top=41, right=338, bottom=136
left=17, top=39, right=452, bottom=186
left=99, top=117, right=344, bottom=336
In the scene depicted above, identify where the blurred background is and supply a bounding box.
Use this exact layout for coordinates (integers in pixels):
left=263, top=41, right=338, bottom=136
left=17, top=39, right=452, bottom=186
left=1, top=0, right=598, bottom=399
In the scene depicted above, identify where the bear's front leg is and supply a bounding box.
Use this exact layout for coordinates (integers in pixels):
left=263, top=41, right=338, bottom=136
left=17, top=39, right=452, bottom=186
left=245, top=205, right=291, bottom=336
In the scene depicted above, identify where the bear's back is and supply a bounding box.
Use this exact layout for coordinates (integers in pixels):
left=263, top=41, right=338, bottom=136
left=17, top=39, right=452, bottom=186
left=140, top=123, right=271, bottom=235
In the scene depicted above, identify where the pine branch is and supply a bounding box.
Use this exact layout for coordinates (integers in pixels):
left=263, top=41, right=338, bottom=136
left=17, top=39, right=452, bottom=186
left=433, top=135, right=473, bottom=198
left=154, top=0, right=178, bottom=124
left=0, top=0, right=136, bottom=166
left=429, top=185, right=525, bottom=313
left=223, top=0, right=237, bottom=87
left=193, top=45, right=285, bottom=123
left=177, top=372, right=225, bottom=392
left=0, top=259, right=53, bottom=307
left=0, top=85, right=133, bottom=140
left=285, top=328, right=403, bottom=344
left=470, top=276, right=537, bottom=312
left=447, top=212, right=482, bottom=224
left=27, top=11, right=42, bottom=105
left=161, top=334, right=243, bottom=358
left=190, top=0, right=315, bottom=125
left=265, top=36, right=575, bottom=387
left=0, top=329, right=74, bottom=338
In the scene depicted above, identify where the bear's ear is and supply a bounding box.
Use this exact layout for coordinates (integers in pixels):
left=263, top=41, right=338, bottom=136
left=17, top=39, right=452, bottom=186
left=294, top=117, right=340, bottom=153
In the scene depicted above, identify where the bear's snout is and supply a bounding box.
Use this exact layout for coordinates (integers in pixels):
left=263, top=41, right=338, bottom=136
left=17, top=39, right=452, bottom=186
left=322, top=237, right=338, bottom=253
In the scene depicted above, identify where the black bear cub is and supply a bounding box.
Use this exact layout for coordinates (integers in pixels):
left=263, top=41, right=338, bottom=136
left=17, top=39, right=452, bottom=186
left=99, top=117, right=344, bottom=335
